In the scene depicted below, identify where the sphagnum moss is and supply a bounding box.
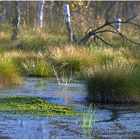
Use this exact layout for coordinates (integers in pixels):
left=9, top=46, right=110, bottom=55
left=0, top=96, right=79, bottom=117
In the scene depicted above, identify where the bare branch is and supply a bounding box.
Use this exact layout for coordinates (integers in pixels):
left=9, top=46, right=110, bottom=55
left=96, top=29, right=125, bottom=43
left=108, top=24, right=126, bottom=42
left=79, top=22, right=108, bottom=45
left=109, top=15, right=138, bottom=25
left=108, top=24, right=140, bottom=45
left=78, top=14, right=140, bottom=46
left=96, top=35, right=114, bottom=46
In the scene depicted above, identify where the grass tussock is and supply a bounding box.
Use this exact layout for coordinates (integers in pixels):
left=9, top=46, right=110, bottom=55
left=0, top=57, right=22, bottom=89
left=0, top=51, right=54, bottom=77
left=87, top=62, right=140, bottom=104
left=80, top=43, right=140, bottom=104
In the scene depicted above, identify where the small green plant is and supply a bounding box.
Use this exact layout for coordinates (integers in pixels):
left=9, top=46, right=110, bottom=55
left=82, top=104, right=95, bottom=138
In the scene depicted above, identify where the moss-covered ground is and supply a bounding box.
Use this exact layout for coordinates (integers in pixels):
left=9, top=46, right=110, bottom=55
left=0, top=96, right=79, bottom=117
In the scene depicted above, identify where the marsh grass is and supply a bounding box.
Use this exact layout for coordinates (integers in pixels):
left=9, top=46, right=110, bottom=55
left=0, top=51, right=54, bottom=77
left=0, top=25, right=67, bottom=52
left=18, top=27, right=67, bottom=52
left=22, top=57, right=54, bottom=77
left=84, top=44, right=140, bottom=104
left=47, top=45, right=99, bottom=83
left=0, top=57, right=22, bottom=89
left=87, top=63, right=140, bottom=103
left=82, top=104, right=95, bottom=138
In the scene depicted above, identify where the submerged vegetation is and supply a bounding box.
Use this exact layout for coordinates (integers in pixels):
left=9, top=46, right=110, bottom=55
left=0, top=96, right=78, bottom=117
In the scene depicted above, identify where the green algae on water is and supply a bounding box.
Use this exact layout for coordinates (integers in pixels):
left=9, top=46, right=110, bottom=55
left=0, top=96, right=78, bottom=117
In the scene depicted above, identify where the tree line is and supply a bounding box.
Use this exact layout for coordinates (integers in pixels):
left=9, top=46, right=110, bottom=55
left=0, top=1, right=139, bottom=41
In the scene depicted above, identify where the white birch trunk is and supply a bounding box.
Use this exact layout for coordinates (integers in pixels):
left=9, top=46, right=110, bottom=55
left=37, top=0, right=44, bottom=28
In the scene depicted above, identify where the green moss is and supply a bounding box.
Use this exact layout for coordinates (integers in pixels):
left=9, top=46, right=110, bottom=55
left=0, top=96, right=79, bottom=117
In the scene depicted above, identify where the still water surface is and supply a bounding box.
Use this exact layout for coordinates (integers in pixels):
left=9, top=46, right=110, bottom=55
left=0, top=77, right=140, bottom=139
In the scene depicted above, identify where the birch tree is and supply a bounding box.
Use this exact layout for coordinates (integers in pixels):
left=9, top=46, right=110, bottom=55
left=37, top=0, right=44, bottom=28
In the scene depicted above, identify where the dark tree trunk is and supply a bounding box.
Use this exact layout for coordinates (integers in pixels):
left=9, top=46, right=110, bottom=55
left=11, top=1, right=20, bottom=40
